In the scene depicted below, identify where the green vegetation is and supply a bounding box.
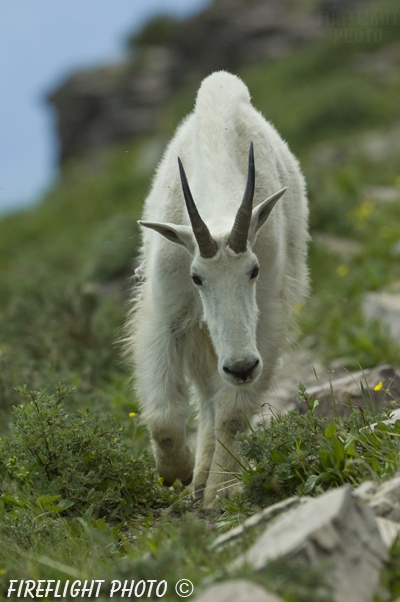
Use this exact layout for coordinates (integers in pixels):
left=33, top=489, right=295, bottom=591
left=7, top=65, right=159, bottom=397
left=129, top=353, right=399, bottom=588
left=0, top=384, right=173, bottom=524
left=228, top=386, right=398, bottom=511
left=1, top=0, right=400, bottom=599
left=0, top=142, right=151, bottom=437
left=128, top=15, right=179, bottom=51
left=378, top=536, right=400, bottom=601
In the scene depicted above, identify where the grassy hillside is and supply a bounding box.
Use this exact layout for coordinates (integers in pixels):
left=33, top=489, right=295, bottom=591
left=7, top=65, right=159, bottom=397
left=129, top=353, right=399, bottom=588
left=1, top=1, right=400, bottom=599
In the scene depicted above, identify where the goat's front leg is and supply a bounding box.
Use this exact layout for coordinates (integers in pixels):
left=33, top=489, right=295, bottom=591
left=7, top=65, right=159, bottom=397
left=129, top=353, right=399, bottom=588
left=203, top=407, right=248, bottom=511
left=151, top=419, right=194, bottom=487
left=134, top=317, right=194, bottom=487
left=193, top=403, right=215, bottom=498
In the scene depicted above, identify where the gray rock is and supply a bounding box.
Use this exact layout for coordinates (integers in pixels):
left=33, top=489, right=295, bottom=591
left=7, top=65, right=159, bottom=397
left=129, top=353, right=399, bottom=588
left=363, top=185, right=400, bottom=203
left=212, top=496, right=310, bottom=550
left=296, top=364, right=400, bottom=420
left=369, top=408, right=400, bottom=431
left=259, top=354, right=399, bottom=423
left=363, top=293, right=400, bottom=345
left=376, top=517, right=400, bottom=548
left=231, top=486, right=387, bottom=602
left=48, top=60, right=169, bottom=162
left=358, top=124, right=400, bottom=161
left=369, top=476, right=400, bottom=522
left=312, top=232, right=362, bottom=261
left=353, top=480, right=379, bottom=503
left=192, top=580, right=284, bottom=602
left=392, top=240, right=400, bottom=257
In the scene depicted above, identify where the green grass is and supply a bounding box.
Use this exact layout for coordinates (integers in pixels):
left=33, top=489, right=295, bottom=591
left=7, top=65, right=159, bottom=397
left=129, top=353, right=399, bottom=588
left=299, top=146, right=400, bottom=368
left=1, top=0, right=400, bottom=597
left=0, top=139, right=148, bottom=426
left=226, top=386, right=399, bottom=512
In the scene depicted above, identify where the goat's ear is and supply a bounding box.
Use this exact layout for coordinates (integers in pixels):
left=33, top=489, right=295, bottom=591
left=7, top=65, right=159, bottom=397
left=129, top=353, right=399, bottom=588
left=138, top=221, right=196, bottom=255
left=248, top=187, right=287, bottom=246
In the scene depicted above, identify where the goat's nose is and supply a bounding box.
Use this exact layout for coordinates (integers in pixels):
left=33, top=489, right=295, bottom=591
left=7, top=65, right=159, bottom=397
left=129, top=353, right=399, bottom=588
left=223, top=359, right=260, bottom=382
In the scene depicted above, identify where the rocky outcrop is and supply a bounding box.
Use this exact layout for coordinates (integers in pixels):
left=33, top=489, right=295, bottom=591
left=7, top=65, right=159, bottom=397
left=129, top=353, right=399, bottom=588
left=172, top=0, right=321, bottom=76
left=48, top=0, right=327, bottom=163
left=209, top=479, right=400, bottom=602
left=48, top=52, right=174, bottom=162
left=368, top=476, right=400, bottom=523
left=258, top=355, right=400, bottom=423
left=231, top=486, right=387, bottom=602
left=295, top=363, right=400, bottom=419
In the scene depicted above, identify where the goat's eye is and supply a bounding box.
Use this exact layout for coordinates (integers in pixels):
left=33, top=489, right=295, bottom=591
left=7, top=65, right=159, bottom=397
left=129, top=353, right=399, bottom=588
left=192, top=274, right=203, bottom=286
left=250, top=265, right=259, bottom=280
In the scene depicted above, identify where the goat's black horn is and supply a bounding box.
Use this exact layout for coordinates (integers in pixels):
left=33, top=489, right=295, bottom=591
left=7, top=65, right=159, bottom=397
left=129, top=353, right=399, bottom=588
left=178, top=157, right=218, bottom=258
left=228, top=142, right=255, bottom=254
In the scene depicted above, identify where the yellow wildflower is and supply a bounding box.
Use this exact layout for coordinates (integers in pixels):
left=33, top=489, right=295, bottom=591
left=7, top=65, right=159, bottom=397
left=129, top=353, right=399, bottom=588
left=374, top=381, right=383, bottom=391
left=336, top=265, right=348, bottom=277
left=356, top=200, right=374, bottom=220
left=158, top=477, right=164, bottom=484
left=352, top=199, right=375, bottom=230
left=0, top=569, right=6, bottom=574
left=129, top=412, right=136, bottom=417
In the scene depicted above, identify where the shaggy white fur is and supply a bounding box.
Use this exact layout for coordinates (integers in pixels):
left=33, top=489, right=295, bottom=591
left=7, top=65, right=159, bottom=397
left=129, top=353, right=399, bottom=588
left=125, top=71, right=309, bottom=510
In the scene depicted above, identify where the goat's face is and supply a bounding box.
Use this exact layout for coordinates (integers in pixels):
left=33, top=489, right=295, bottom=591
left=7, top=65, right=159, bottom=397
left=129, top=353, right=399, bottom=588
left=189, top=243, right=262, bottom=385
left=139, top=143, right=287, bottom=386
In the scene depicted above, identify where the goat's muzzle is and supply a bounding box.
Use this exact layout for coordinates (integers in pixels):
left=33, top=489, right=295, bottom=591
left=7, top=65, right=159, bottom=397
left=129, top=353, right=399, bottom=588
left=222, top=357, right=261, bottom=385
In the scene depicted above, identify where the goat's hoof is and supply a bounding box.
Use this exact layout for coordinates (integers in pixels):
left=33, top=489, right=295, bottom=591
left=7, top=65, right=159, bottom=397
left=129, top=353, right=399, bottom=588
left=181, top=473, right=193, bottom=487
left=199, top=506, right=221, bottom=518
left=194, top=485, right=206, bottom=499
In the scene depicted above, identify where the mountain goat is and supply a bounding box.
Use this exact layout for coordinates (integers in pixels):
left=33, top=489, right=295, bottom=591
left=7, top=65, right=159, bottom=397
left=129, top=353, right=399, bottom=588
left=126, top=71, right=309, bottom=511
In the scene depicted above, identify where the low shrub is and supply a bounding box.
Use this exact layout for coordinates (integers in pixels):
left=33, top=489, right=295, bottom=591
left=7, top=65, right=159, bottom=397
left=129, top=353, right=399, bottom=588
left=229, top=384, right=399, bottom=510
left=0, top=384, right=173, bottom=539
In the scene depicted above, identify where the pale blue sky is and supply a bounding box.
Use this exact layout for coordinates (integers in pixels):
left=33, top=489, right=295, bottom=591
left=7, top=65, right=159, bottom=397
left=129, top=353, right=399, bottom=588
left=0, top=0, right=210, bottom=214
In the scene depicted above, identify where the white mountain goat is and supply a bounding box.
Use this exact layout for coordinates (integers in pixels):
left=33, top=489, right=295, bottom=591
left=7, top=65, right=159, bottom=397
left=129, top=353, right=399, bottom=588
left=125, top=71, right=309, bottom=510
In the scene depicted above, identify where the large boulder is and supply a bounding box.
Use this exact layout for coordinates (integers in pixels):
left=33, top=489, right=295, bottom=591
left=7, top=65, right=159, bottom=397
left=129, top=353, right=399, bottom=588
left=230, top=486, right=387, bottom=602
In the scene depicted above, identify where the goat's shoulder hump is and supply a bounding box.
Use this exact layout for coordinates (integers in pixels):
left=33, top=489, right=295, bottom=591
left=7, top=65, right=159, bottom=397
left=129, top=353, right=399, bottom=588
left=195, top=71, right=251, bottom=112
